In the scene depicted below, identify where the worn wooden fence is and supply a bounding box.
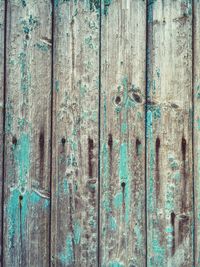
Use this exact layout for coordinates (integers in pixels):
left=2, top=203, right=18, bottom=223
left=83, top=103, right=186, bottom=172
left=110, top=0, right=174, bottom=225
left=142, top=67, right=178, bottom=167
left=0, top=0, right=199, bottom=266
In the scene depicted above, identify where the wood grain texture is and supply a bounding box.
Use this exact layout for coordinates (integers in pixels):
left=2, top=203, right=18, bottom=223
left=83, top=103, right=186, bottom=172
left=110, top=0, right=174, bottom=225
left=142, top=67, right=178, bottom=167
left=100, top=0, right=146, bottom=266
left=51, top=1, right=99, bottom=266
left=146, top=0, right=193, bottom=266
left=3, top=1, right=52, bottom=266
left=0, top=0, right=5, bottom=265
left=194, top=0, right=200, bottom=266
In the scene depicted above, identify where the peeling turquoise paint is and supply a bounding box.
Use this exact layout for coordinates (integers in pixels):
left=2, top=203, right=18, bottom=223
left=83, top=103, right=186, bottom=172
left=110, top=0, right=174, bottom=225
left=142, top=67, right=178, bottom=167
left=134, top=224, right=142, bottom=247
left=19, top=52, right=30, bottom=92
left=103, top=0, right=112, bottom=15
left=74, top=222, right=81, bottom=245
left=109, top=216, right=117, bottom=231
left=108, top=261, right=124, bottom=267
left=113, top=192, right=123, bottom=209
left=59, top=235, right=74, bottom=265
left=35, top=42, right=49, bottom=52
left=7, top=189, right=49, bottom=245
left=119, top=143, right=128, bottom=183
left=147, top=110, right=154, bottom=212
left=13, top=133, right=30, bottom=188
left=119, top=143, right=131, bottom=223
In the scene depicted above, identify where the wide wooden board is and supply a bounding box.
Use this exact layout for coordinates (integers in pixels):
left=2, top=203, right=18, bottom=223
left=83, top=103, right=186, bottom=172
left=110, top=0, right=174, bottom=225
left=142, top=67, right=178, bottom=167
left=146, top=1, right=193, bottom=266
left=51, top=1, right=99, bottom=266
left=100, top=0, right=146, bottom=266
left=3, top=1, right=52, bottom=266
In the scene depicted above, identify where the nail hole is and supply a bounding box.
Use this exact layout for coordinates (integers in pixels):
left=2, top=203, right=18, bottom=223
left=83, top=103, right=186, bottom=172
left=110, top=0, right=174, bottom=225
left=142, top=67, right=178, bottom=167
left=115, top=96, right=121, bottom=104
left=19, top=195, right=23, bottom=201
left=121, top=182, right=126, bottom=188
left=132, top=92, right=142, bottom=103
left=12, top=136, right=17, bottom=145
left=61, top=137, right=66, bottom=145
left=25, top=34, right=29, bottom=40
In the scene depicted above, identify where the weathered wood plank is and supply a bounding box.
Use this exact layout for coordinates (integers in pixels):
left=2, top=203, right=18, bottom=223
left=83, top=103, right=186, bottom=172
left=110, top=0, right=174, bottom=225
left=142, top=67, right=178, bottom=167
left=3, top=1, right=52, bottom=266
left=100, top=0, right=146, bottom=266
left=51, top=1, right=99, bottom=266
left=146, top=0, right=193, bottom=266
left=0, top=0, right=5, bottom=265
left=194, top=1, right=200, bottom=266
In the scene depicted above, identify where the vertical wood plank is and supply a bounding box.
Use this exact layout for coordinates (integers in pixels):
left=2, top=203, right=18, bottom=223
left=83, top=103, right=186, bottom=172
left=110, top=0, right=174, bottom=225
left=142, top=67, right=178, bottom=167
left=100, top=1, right=146, bottom=266
left=0, top=0, right=5, bottom=265
left=146, top=1, right=193, bottom=266
left=194, top=0, right=200, bottom=265
left=4, top=1, right=52, bottom=266
left=51, top=1, right=99, bottom=266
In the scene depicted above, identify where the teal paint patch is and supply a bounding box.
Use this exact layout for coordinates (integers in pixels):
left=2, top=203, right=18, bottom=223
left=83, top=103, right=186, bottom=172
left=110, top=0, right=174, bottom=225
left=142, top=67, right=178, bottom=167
left=108, top=261, right=124, bottom=267
left=5, top=100, right=13, bottom=133
left=197, top=118, right=200, bottom=130
left=35, top=42, right=49, bottom=52
left=109, top=216, right=117, bottom=231
left=103, top=0, right=112, bottom=15
left=74, top=222, right=81, bottom=245
left=55, top=80, right=60, bottom=93
left=20, top=15, right=39, bottom=34
left=119, top=143, right=128, bottom=183
left=121, top=122, right=127, bottom=134
left=134, top=224, right=142, bottom=247
left=196, top=85, right=200, bottom=99
left=59, top=235, right=74, bottom=265
left=19, top=52, right=30, bottom=92
left=113, top=192, right=123, bottom=208
left=7, top=189, right=49, bottom=246
left=14, top=133, right=30, bottom=188
left=146, top=110, right=155, bottom=212
left=85, top=35, right=95, bottom=49
left=21, top=0, right=26, bottom=7
left=119, top=143, right=131, bottom=223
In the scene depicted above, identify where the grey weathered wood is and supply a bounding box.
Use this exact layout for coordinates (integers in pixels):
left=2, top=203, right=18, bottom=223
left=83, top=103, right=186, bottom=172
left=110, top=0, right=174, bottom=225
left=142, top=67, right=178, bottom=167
left=51, top=1, right=99, bottom=266
left=194, top=1, right=200, bottom=266
left=100, top=0, right=146, bottom=265
left=0, top=0, right=5, bottom=265
left=146, top=1, right=193, bottom=266
left=3, top=1, right=52, bottom=266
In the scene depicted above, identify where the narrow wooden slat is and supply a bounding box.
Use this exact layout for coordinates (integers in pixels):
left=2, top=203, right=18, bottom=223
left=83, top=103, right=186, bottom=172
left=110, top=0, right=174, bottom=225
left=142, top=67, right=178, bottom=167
left=194, top=1, right=200, bottom=266
left=4, top=1, right=52, bottom=266
left=100, top=1, right=146, bottom=265
left=146, top=1, right=193, bottom=266
left=0, top=1, right=5, bottom=265
left=51, top=1, right=99, bottom=266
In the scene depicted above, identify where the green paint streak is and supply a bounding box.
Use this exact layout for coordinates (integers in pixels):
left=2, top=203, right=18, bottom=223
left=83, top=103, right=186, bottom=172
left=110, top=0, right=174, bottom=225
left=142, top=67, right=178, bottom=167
left=59, top=235, right=74, bottom=265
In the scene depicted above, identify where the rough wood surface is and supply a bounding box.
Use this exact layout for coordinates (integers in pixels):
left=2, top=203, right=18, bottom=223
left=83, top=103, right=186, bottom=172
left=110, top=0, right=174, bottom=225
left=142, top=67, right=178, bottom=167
left=51, top=1, right=99, bottom=266
left=146, top=0, right=193, bottom=266
left=0, top=1, right=5, bottom=265
left=100, top=0, right=146, bottom=266
left=194, top=1, right=200, bottom=266
left=3, top=1, right=52, bottom=266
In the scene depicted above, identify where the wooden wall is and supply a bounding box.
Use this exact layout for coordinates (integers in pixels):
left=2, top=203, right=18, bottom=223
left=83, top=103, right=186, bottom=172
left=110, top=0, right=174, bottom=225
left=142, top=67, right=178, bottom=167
left=0, top=0, right=200, bottom=266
